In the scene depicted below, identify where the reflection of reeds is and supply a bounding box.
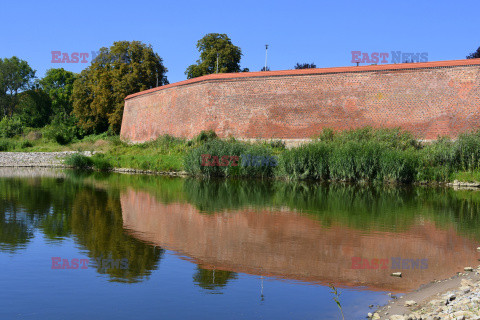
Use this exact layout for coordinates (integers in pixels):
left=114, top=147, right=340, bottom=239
left=58, top=171, right=480, bottom=240
left=328, top=283, right=345, bottom=320
left=179, top=178, right=480, bottom=240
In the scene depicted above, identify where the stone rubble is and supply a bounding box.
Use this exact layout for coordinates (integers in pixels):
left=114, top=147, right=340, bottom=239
left=0, top=151, right=92, bottom=167
left=0, top=152, right=188, bottom=176
left=368, top=267, right=480, bottom=320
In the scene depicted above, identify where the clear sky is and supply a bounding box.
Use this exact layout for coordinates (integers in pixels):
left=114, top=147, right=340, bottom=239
left=1, top=0, right=479, bottom=84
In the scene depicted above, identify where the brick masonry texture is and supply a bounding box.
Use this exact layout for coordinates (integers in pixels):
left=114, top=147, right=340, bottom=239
left=120, top=59, right=480, bottom=142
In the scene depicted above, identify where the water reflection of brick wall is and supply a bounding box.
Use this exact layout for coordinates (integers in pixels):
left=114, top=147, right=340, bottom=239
left=121, top=59, right=480, bottom=143
left=120, top=189, right=480, bottom=292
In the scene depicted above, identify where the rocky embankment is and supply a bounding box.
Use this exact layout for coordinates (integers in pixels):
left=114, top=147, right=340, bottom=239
left=0, top=151, right=92, bottom=167
left=371, top=265, right=480, bottom=320
left=0, top=152, right=188, bottom=176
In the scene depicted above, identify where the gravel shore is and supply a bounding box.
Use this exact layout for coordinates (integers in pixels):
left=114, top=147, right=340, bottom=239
left=0, top=151, right=93, bottom=167
left=371, top=266, right=480, bottom=320
left=0, top=152, right=188, bottom=176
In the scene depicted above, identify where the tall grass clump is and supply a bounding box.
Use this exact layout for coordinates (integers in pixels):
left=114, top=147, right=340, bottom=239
left=417, top=133, right=480, bottom=181
left=91, top=154, right=113, bottom=171
left=379, top=149, right=418, bottom=183
left=455, top=132, right=480, bottom=171
left=277, top=141, right=330, bottom=180
left=184, top=139, right=276, bottom=178
left=140, top=134, right=187, bottom=153
left=418, top=138, right=456, bottom=182
left=329, top=141, right=383, bottom=181
left=316, top=127, right=420, bottom=151
left=280, top=128, right=420, bottom=183
left=64, top=153, right=93, bottom=170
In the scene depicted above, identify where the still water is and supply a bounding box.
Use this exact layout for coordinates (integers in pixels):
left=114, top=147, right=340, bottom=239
left=1, top=169, right=480, bottom=319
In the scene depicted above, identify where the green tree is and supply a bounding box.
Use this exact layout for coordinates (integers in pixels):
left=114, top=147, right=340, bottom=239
left=14, top=89, right=52, bottom=127
left=0, top=57, right=36, bottom=117
left=185, top=33, right=246, bottom=79
left=39, top=68, right=77, bottom=121
left=467, top=46, right=480, bottom=59
left=72, top=41, right=168, bottom=134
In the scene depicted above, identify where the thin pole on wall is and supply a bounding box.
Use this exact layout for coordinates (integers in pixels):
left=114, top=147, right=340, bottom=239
left=265, top=44, right=269, bottom=71
left=216, top=53, right=219, bottom=73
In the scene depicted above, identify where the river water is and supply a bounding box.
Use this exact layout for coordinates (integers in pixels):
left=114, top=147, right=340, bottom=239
left=1, top=169, right=479, bottom=319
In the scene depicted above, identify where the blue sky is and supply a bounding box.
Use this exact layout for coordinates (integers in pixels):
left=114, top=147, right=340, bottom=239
left=1, top=0, right=479, bottom=84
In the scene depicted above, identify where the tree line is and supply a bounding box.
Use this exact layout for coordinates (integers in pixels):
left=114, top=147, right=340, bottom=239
left=1, top=34, right=479, bottom=141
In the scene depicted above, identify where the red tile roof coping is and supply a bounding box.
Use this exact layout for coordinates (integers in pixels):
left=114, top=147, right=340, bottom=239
left=125, top=58, right=480, bottom=100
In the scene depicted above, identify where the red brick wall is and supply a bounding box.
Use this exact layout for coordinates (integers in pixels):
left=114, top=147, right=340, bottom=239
left=120, top=59, right=480, bottom=142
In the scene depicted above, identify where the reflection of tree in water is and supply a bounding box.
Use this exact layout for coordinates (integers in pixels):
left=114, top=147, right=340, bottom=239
left=183, top=179, right=480, bottom=239
left=193, top=266, right=237, bottom=293
left=70, top=188, right=164, bottom=283
left=0, top=176, right=163, bottom=283
left=0, top=178, right=56, bottom=252
left=0, top=211, right=34, bottom=252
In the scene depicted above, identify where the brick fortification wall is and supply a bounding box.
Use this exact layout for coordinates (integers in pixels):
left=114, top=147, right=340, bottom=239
left=120, top=59, right=480, bottom=142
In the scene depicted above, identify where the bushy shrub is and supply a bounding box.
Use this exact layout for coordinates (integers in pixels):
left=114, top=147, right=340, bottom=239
left=268, top=139, right=286, bottom=150
left=64, top=153, right=93, bottom=169
left=0, top=139, right=13, bottom=151
left=314, top=128, right=335, bottom=141
left=20, top=140, right=33, bottom=149
left=0, top=116, right=24, bottom=138
left=195, top=130, right=218, bottom=143
left=43, top=114, right=84, bottom=145
left=43, top=123, right=77, bottom=145
left=91, top=154, right=113, bottom=171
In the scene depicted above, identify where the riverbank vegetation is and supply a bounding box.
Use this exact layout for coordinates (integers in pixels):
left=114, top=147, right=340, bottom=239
left=3, top=39, right=480, bottom=185
left=5, top=126, right=476, bottom=185
left=184, top=127, right=480, bottom=184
